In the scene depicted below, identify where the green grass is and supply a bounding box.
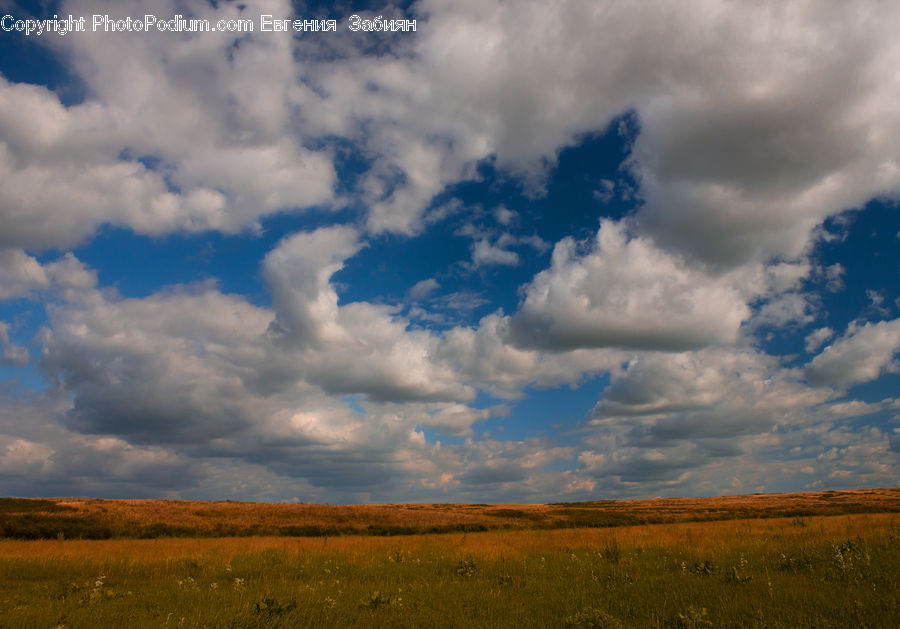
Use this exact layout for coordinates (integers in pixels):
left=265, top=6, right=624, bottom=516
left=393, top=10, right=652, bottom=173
left=1, top=517, right=899, bottom=627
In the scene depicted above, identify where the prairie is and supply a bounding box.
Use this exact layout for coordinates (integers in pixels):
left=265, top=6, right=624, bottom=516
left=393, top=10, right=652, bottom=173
left=1, top=487, right=898, bottom=540
left=1, top=490, right=899, bottom=627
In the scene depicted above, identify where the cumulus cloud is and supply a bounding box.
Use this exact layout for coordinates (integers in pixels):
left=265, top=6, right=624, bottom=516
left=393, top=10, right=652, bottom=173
left=592, top=349, right=826, bottom=433
left=0, top=248, right=50, bottom=299
left=751, top=292, right=816, bottom=329
left=471, top=239, right=519, bottom=267
left=3, top=0, right=900, bottom=500
left=0, top=322, right=29, bottom=367
left=568, top=345, right=900, bottom=496
left=41, top=286, right=273, bottom=444
left=263, top=227, right=475, bottom=402
left=417, top=403, right=496, bottom=437
left=626, top=4, right=900, bottom=267
left=0, top=249, right=97, bottom=301
left=0, top=0, right=335, bottom=250
left=805, top=327, right=834, bottom=354
left=33, top=280, right=430, bottom=495
left=330, top=0, right=900, bottom=258
left=409, top=278, right=440, bottom=300
left=4, top=0, right=899, bottom=259
left=805, top=319, right=900, bottom=388
left=17, top=230, right=630, bottom=496
left=506, top=220, right=751, bottom=351
left=438, top=312, right=626, bottom=398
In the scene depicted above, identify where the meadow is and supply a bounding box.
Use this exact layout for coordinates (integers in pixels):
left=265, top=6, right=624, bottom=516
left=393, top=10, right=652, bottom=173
left=2, top=488, right=898, bottom=540
left=1, top=491, right=899, bottom=627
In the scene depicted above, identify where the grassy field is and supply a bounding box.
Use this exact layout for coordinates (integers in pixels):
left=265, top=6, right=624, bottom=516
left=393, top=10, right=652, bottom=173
left=2, top=487, right=899, bottom=540
left=1, top=510, right=900, bottom=627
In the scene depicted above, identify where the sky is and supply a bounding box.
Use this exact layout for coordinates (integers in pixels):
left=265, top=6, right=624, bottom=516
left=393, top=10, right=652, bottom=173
left=0, top=0, right=898, bottom=503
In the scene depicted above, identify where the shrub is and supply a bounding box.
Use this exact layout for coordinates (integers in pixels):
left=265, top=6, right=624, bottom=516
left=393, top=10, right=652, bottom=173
left=563, top=607, right=624, bottom=629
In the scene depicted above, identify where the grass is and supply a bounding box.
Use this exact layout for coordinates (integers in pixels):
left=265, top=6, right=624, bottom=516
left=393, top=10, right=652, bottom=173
left=2, top=487, right=899, bottom=540
left=1, top=513, right=899, bottom=627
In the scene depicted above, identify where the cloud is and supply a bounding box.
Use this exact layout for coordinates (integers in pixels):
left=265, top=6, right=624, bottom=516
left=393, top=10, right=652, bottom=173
left=804, top=327, right=834, bottom=354
left=591, top=348, right=826, bottom=432
left=0, top=249, right=97, bottom=301
left=471, top=239, right=519, bottom=267
left=506, top=220, right=751, bottom=351
left=437, top=312, right=626, bottom=398
left=627, top=3, right=900, bottom=267
left=41, top=285, right=274, bottom=445
left=805, top=319, right=900, bottom=388
left=0, top=394, right=203, bottom=498
left=568, top=344, right=900, bottom=496
left=751, top=292, right=816, bottom=329
left=0, top=248, right=50, bottom=299
left=571, top=346, right=838, bottom=490
left=409, top=278, right=440, bottom=300
left=0, top=322, right=29, bottom=367
left=493, top=206, right=518, bottom=226
left=3, top=0, right=897, bottom=262
left=3, top=0, right=900, bottom=501
left=457, top=220, right=548, bottom=269
left=823, top=263, right=846, bottom=293
left=263, top=226, right=364, bottom=350
left=0, top=0, right=335, bottom=250
left=451, top=438, right=575, bottom=489
left=263, top=227, right=475, bottom=402
left=593, top=179, right=616, bottom=203
left=376, top=0, right=900, bottom=261
left=417, top=403, right=496, bottom=437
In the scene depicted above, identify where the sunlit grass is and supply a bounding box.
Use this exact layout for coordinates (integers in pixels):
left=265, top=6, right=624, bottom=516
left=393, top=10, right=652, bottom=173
left=1, top=514, right=898, bottom=627
left=2, top=488, right=899, bottom=541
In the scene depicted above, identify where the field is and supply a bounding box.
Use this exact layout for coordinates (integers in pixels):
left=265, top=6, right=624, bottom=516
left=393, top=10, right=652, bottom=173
left=1, top=490, right=899, bottom=627
left=2, top=487, right=899, bottom=540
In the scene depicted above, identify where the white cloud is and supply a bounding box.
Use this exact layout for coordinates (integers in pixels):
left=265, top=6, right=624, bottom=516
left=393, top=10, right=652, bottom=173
left=0, top=249, right=97, bottom=301
left=805, top=319, right=900, bottom=388
left=804, top=327, right=834, bottom=354
left=0, top=248, right=49, bottom=299
left=0, top=322, right=29, bottom=367
left=263, top=227, right=475, bottom=402
left=493, top=206, right=518, bottom=226
left=506, top=220, right=751, bottom=351
left=3, top=0, right=900, bottom=500
left=417, top=403, right=495, bottom=437
left=823, top=263, right=846, bottom=293
left=0, top=0, right=335, bottom=250
left=409, top=278, right=440, bottom=300
left=592, top=348, right=826, bottom=430
left=1, top=0, right=898, bottom=261
left=752, top=292, right=816, bottom=329
left=471, top=239, right=519, bottom=267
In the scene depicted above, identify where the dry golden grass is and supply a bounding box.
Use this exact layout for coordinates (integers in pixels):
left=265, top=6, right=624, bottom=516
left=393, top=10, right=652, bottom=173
left=2, top=487, right=898, bottom=539
left=0, top=512, right=892, bottom=561
left=2, top=510, right=898, bottom=627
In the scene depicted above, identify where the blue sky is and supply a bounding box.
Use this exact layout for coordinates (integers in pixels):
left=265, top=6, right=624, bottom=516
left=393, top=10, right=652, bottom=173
left=0, top=0, right=898, bottom=502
